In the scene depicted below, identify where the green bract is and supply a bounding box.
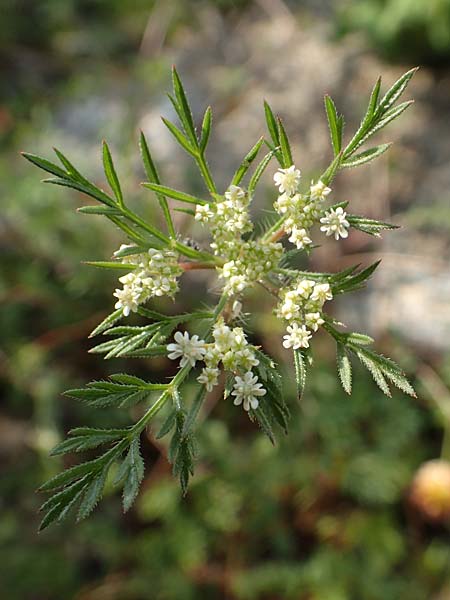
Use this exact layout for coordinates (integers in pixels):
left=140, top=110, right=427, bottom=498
left=23, top=66, right=417, bottom=530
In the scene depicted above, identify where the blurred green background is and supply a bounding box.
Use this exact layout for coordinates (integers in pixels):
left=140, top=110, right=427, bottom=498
left=2, top=1, right=450, bottom=598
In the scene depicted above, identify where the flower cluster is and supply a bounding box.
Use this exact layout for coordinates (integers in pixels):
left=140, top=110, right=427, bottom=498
left=195, top=184, right=252, bottom=256
left=273, top=166, right=350, bottom=248
left=219, top=239, right=283, bottom=295
left=196, top=185, right=282, bottom=295
left=167, top=319, right=266, bottom=411
left=273, top=166, right=330, bottom=250
left=277, top=279, right=332, bottom=349
left=113, top=246, right=183, bottom=316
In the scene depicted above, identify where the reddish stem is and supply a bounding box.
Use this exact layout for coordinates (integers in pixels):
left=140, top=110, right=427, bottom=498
left=180, top=261, right=216, bottom=271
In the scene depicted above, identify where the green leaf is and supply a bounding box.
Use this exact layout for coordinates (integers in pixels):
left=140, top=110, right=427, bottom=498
left=347, top=215, right=398, bottom=237
left=169, top=410, right=196, bottom=495
left=50, top=429, right=126, bottom=456
left=39, top=478, right=90, bottom=531
left=142, top=182, right=206, bottom=205
left=351, top=101, right=413, bottom=155
left=102, top=141, right=124, bottom=206
left=162, top=117, right=197, bottom=155
left=109, top=373, right=148, bottom=385
left=171, top=66, right=198, bottom=146
left=375, top=67, right=418, bottom=118
left=349, top=345, right=416, bottom=397
left=53, top=148, right=91, bottom=184
left=248, top=150, right=276, bottom=197
left=89, top=308, right=123, bottom=338
left=293, top=349, right=310, bottom=399
left=344, top=78, right=381, bottom=157
left=354, top=347, right=391, bottom=397
left=231, top=136, right=264, bottom=186
left=21, top=152, right=69, bottom=179
left=264, top=100, right=280, bottom=147
left=39, top=458, right=103, bottom=492
left=345, top=332, right=374, bottom=346
left=42, top=176, right=116, bottom=207
left=139, top=131, right=175, bottom=238
left=77, top=205, right=122, bottom=215
left=77, top=469, right=108, bottom=520
left=200, top=106, right=212, bottom=152
left=121, top=438, right=145, bottom=512
left=277, top=117, right=293, bottom=168
left=324, top=95, right=343, bottom=156
left=83, top=260, right=136, bottom=270
left=332, top=260, right=381, bottom=294
left=336, top=343, right=352, bottom=394
left=342, top=143, right=391, bottom=168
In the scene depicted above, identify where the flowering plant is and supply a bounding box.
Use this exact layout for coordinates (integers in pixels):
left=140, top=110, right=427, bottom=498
left=23, top=67, right=417, bottom=530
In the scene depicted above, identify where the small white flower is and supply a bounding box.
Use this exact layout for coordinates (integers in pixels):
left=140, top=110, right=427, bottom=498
left=273, top=165, right=301, bottom=195
left=320, top=207, right=350, bottom=240
left=288, top=227, right=312, bottom=249
left=167, top=331, right=206, bottom=367
left=233, top=347, right=259, bottom=370
left=310, top=180, right=331, bottom=200
left=113, top=286, right=140, bottom=317
left=305, top=312, right=324, bottom=332
left=282, top=323, right=312, bottom=350
left=212, top=322, right=235, bottom=351
left=195, top=203, right=214, bottom=222
left=278, top=297, right=300, bottom=321
left=225, top=185, right=246, bottom=203
left=296, top=279, right=316, bottom=298
left=231, top=371, right=266, bottom=411
left=310, top=283, right=333, bottom=305
left=197, top=367, right=220, bottom=392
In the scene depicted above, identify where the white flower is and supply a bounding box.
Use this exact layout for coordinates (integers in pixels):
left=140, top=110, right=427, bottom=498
left=282, top=324, right=312, bottom=349
left=195, top=203, right=214, bottom=222
left=288, top=227, right=312, bottom=249
left=231, top=371, right=266, bottom=411
left=167, top=331, right=206, bottom=367
left=278, top=297, right=300, bottom=321
left=274, top=192, right=300, bottom=215
left=113, top=285, right=140, bottom=317
left=212, top=322, right=235, bottom=351
left=310, top=283, right=333, bottom=305
left=224, top=185, right=246, bottom=203
left=296, top=279, right=316, bottom=298
left=197, top=367, right=220, bottom=392
left=320, top=207, right=350, bottom=240
left=310, top=180, right=331, bottom=200
left=273, top=165, right=301, bottom=195
left=305, top=312, right=324, bottom=332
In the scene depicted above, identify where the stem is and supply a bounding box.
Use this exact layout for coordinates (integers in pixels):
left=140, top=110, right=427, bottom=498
left=122, top=207, right=169, bottom=244
left=180, top=261, right=217, bottom=271
left=196, top=151, right=217, bottom=195
left=262, top=215, right=286, bottom=242
left=132, top=292, right=229, bottom=434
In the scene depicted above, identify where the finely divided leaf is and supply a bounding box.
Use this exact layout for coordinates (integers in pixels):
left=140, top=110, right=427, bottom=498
left=336, top=343, right=352, bottom=394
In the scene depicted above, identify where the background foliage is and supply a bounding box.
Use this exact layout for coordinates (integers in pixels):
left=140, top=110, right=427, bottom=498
left=2, top=1, right=450, bottom=599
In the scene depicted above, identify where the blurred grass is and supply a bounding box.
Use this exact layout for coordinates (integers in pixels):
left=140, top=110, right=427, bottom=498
left=1, top=1, right=450, bottom=599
